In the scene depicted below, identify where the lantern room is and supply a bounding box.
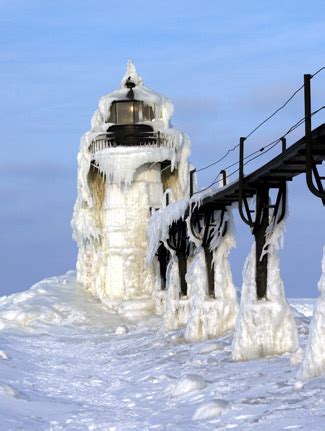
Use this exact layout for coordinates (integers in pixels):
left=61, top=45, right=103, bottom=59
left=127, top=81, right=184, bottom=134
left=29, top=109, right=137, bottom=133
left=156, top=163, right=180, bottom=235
left=89, top=76, right=167, bottom=153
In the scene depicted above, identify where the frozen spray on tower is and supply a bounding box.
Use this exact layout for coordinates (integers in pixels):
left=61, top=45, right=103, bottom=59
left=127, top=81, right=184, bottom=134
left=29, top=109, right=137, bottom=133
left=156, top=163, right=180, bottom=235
left=72, top=61, right=192, bottom=313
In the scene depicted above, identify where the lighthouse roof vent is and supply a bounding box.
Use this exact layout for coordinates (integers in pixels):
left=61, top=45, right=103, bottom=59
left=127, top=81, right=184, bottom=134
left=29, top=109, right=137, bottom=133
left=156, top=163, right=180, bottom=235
left=121, top=60, right=144, bottom=88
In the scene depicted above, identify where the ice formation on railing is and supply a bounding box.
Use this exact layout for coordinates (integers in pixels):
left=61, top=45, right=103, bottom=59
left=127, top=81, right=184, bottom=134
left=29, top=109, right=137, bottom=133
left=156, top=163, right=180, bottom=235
left=148, top=178, right=239, bottom=335
left=297, top=246, right=325, bottom=380
left=147, top=198, right=189, bottom=266
left=232, top=219, right=298, bottom=360
left=147, top=185, right=219, bottom=266
left=71, top=61, right=192, bottom=309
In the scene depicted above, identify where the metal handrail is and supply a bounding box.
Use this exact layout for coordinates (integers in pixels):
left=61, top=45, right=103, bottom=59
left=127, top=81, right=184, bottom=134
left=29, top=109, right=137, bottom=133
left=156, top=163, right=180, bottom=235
left=89, top=131, right=171, bottom=154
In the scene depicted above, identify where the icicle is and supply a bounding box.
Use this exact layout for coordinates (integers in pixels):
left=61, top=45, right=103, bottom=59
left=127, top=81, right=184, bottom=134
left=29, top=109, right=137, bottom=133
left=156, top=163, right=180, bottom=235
left=184, top=247, right=209, bottom=341
left=164, top=256, right=191, bottom=330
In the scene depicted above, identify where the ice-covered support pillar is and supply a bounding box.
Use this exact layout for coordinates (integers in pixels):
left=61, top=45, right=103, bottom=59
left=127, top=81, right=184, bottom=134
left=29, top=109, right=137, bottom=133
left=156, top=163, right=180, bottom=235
left=232, top=218, right=299, bottom=360
left=204, top=246, right=215, bottom=297
left=297, top=246, right=325, bottom=381
left=167, top=220, right=189, bottom=296
left=164, top=255, right=192, bottom=330
left=234, top=158, right=298, bottom=359
left=184, top=208, right=238, bottom=342
left=163, top=219, right=192, bottom=330
left=190, top=204, right=222, bottom=298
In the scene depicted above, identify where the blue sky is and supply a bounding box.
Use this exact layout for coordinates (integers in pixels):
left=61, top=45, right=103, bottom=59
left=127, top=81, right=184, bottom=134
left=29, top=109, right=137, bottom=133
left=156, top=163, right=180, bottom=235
left=0, top=0, right=324, bottom=296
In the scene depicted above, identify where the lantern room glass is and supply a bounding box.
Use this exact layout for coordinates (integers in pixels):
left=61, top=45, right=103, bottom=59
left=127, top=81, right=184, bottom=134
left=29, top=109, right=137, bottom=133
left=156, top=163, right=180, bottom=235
left=108, top=101, right=155, bottom=124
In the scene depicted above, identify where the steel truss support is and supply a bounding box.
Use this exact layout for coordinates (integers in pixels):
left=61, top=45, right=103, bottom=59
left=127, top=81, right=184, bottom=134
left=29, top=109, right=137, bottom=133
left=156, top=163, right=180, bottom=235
left=166, top=220, right=190, bottom=296
left=238, top=138, right=287, bottom=299
left=304, top=74, right=325, bottom=205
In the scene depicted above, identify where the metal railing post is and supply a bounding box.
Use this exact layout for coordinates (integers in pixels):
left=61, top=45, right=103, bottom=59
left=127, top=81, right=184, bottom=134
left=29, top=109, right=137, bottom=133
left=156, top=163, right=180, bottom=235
left=238, top=137, right=253, bottom=226
left=220, top=169, right=227, bottom=186
left=190, top=169, right=196, bottom=197
left=304, top=74, right=325, bottom=202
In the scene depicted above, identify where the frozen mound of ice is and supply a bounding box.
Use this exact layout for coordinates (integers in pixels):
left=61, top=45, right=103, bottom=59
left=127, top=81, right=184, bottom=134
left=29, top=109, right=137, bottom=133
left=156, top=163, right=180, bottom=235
left=0, top=272, right=127, bottom=331
left=297, top=246, right=325, bottom=380
left=169, top=374, right=207, bottom=397
left=232, top=221, right=298, bottom=360
left=192, top=400, right=229, bottom=421
left=185, top=212, right=238, bottom=342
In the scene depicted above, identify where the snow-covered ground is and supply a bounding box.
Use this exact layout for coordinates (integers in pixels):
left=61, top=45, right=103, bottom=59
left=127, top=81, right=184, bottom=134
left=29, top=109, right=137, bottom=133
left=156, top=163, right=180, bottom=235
left=0, top=273, right=324, bottom=431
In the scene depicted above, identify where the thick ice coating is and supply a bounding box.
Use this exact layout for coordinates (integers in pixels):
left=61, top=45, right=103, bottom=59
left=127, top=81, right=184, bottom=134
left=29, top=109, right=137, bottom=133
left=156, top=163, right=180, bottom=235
left=184, top=212, right=238, bottom=342
left=232, top=220, right=298, bottom=360
left=71, top=62, right=191, bottom=309
left=297, top=246, right=325, bottom=380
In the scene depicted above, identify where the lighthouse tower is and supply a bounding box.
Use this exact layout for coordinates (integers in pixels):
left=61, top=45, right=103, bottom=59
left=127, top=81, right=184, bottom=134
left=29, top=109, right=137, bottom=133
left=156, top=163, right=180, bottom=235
left=72, top=61, right=192, bottom=313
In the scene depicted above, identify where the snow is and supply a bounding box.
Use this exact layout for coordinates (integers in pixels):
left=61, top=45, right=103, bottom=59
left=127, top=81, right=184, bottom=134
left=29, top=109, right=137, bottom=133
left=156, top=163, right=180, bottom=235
left=115, top=325, right=129, bottom=335
left=169, top=374, right=207, bottom=397
left=0, top=272, right=324, bottom=430
left=297, top=246, right=325, bottom=381
left=72, top=61, right=192, bottom=308
left=192, top=399, right=229, bottom=420
left=232, top=220, right=299, bottom=361
left=0, top=351, right=8, bottom=360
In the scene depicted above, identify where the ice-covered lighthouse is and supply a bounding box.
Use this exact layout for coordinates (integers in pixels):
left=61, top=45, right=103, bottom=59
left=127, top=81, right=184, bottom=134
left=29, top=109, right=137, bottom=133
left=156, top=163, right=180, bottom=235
left=72, top=61, right=192, bottom=313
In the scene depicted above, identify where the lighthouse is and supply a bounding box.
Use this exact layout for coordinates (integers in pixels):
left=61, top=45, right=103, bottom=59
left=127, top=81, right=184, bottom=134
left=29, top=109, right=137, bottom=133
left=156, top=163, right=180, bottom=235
left=72, top=61, right=192, bottom=314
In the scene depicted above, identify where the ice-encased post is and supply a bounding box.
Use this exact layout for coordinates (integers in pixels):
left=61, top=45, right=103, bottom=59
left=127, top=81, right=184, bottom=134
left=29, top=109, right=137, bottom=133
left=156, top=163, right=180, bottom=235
left=176, top=221, right=188, bottom=296
left=239, top=136, right=269, bottom=299
left=157, top=242, right=170, bottom=290
left=254, top=185, right=269, bottom=299
left=178, top=250, right=188, bottom=296
left=204, top=246, right=215, bottom=297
